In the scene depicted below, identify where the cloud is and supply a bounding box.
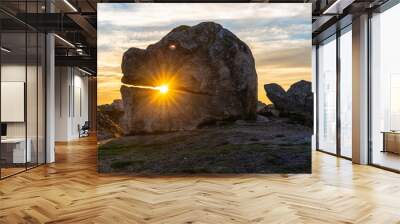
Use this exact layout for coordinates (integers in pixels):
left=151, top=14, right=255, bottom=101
left=97, top=3, right=311, bottom=104
left=98, top=3, right=310, bottom=28
left=254, top=42, right=311, bottom=69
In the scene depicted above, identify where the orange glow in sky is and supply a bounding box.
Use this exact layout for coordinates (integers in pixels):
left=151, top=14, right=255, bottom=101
left=97, top=4, right=311, bottom=105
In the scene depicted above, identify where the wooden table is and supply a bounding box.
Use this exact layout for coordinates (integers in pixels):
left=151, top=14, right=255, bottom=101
left=381, top=131, right=400, bottom=154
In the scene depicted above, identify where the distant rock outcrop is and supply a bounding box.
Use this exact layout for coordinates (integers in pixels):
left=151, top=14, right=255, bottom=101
left=97, top=100, right=124, bottom=140
left=120, top=22, right=258, bottom=134
left=257, top=101, right=280, bottom=118
left=264, top=80, right=313, bottom=126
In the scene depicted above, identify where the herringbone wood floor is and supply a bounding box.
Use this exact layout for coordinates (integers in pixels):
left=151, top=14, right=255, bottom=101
left=1, top=136, right=400, bottom=224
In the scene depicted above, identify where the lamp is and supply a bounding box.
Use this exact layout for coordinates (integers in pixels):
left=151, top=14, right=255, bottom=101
left=63, top=0, right=78, bottom=12
left=54, top=34, right=75, bottom=48
left=1, top=47, right=11, bottom=53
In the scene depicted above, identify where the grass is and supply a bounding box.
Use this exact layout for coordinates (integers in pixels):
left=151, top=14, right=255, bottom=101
left=110, top=161, right=136, bottom=169
left=99, top=141, right=311, bottom=174
left=110, top=160, right=145, bottom=170
left=98, top=122, right=312, bottom=174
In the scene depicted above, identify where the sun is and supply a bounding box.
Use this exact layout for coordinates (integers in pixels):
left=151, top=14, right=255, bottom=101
left=157, top=84, right=169, bottom=94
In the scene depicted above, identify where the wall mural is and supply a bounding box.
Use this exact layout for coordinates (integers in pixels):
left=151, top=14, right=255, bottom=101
left=97, top=3, right=312, bottom=174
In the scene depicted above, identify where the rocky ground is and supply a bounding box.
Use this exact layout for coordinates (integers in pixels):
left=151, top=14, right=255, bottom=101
left=98, top=118, right=311, bottom=174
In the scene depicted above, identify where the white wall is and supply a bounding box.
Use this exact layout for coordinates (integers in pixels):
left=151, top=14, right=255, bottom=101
left=55, top=67, right=69, bottom=141
left=1, top=82, right=25, bottom=122
left=1, top=65, right=26, bottom=142
left=55, top=67, right=89, bottom=141
left=72, top=73, right=89, bottom=138
left=1, top=65, right=36, bottom=138
left=1, top=63, right=46, bottom=164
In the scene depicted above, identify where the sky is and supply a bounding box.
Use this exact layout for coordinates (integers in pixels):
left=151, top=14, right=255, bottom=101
left=97, top=3, right=311, bottom=105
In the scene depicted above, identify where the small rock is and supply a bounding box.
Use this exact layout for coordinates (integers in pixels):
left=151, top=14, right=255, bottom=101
left=256, top=115, right=270, bottom=122
left=257, top=103, right=280, bottom=117
left=235, top=120, right=247, bottom=125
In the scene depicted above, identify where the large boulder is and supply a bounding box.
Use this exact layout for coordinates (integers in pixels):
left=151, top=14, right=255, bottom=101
left=264, top=80, right=313, bottom=126
left=120, top=22, right=258, bottom=134
left=286, top=80, right=313, bottom=113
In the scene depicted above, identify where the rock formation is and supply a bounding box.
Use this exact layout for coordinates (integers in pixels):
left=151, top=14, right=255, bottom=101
left=264, top=80, right=313, bottom=126
left=257, top=101, right=280, bottom=118
left=97, top=100, right=124, bottom=140
left=120, top=22, right=258, bottom=134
